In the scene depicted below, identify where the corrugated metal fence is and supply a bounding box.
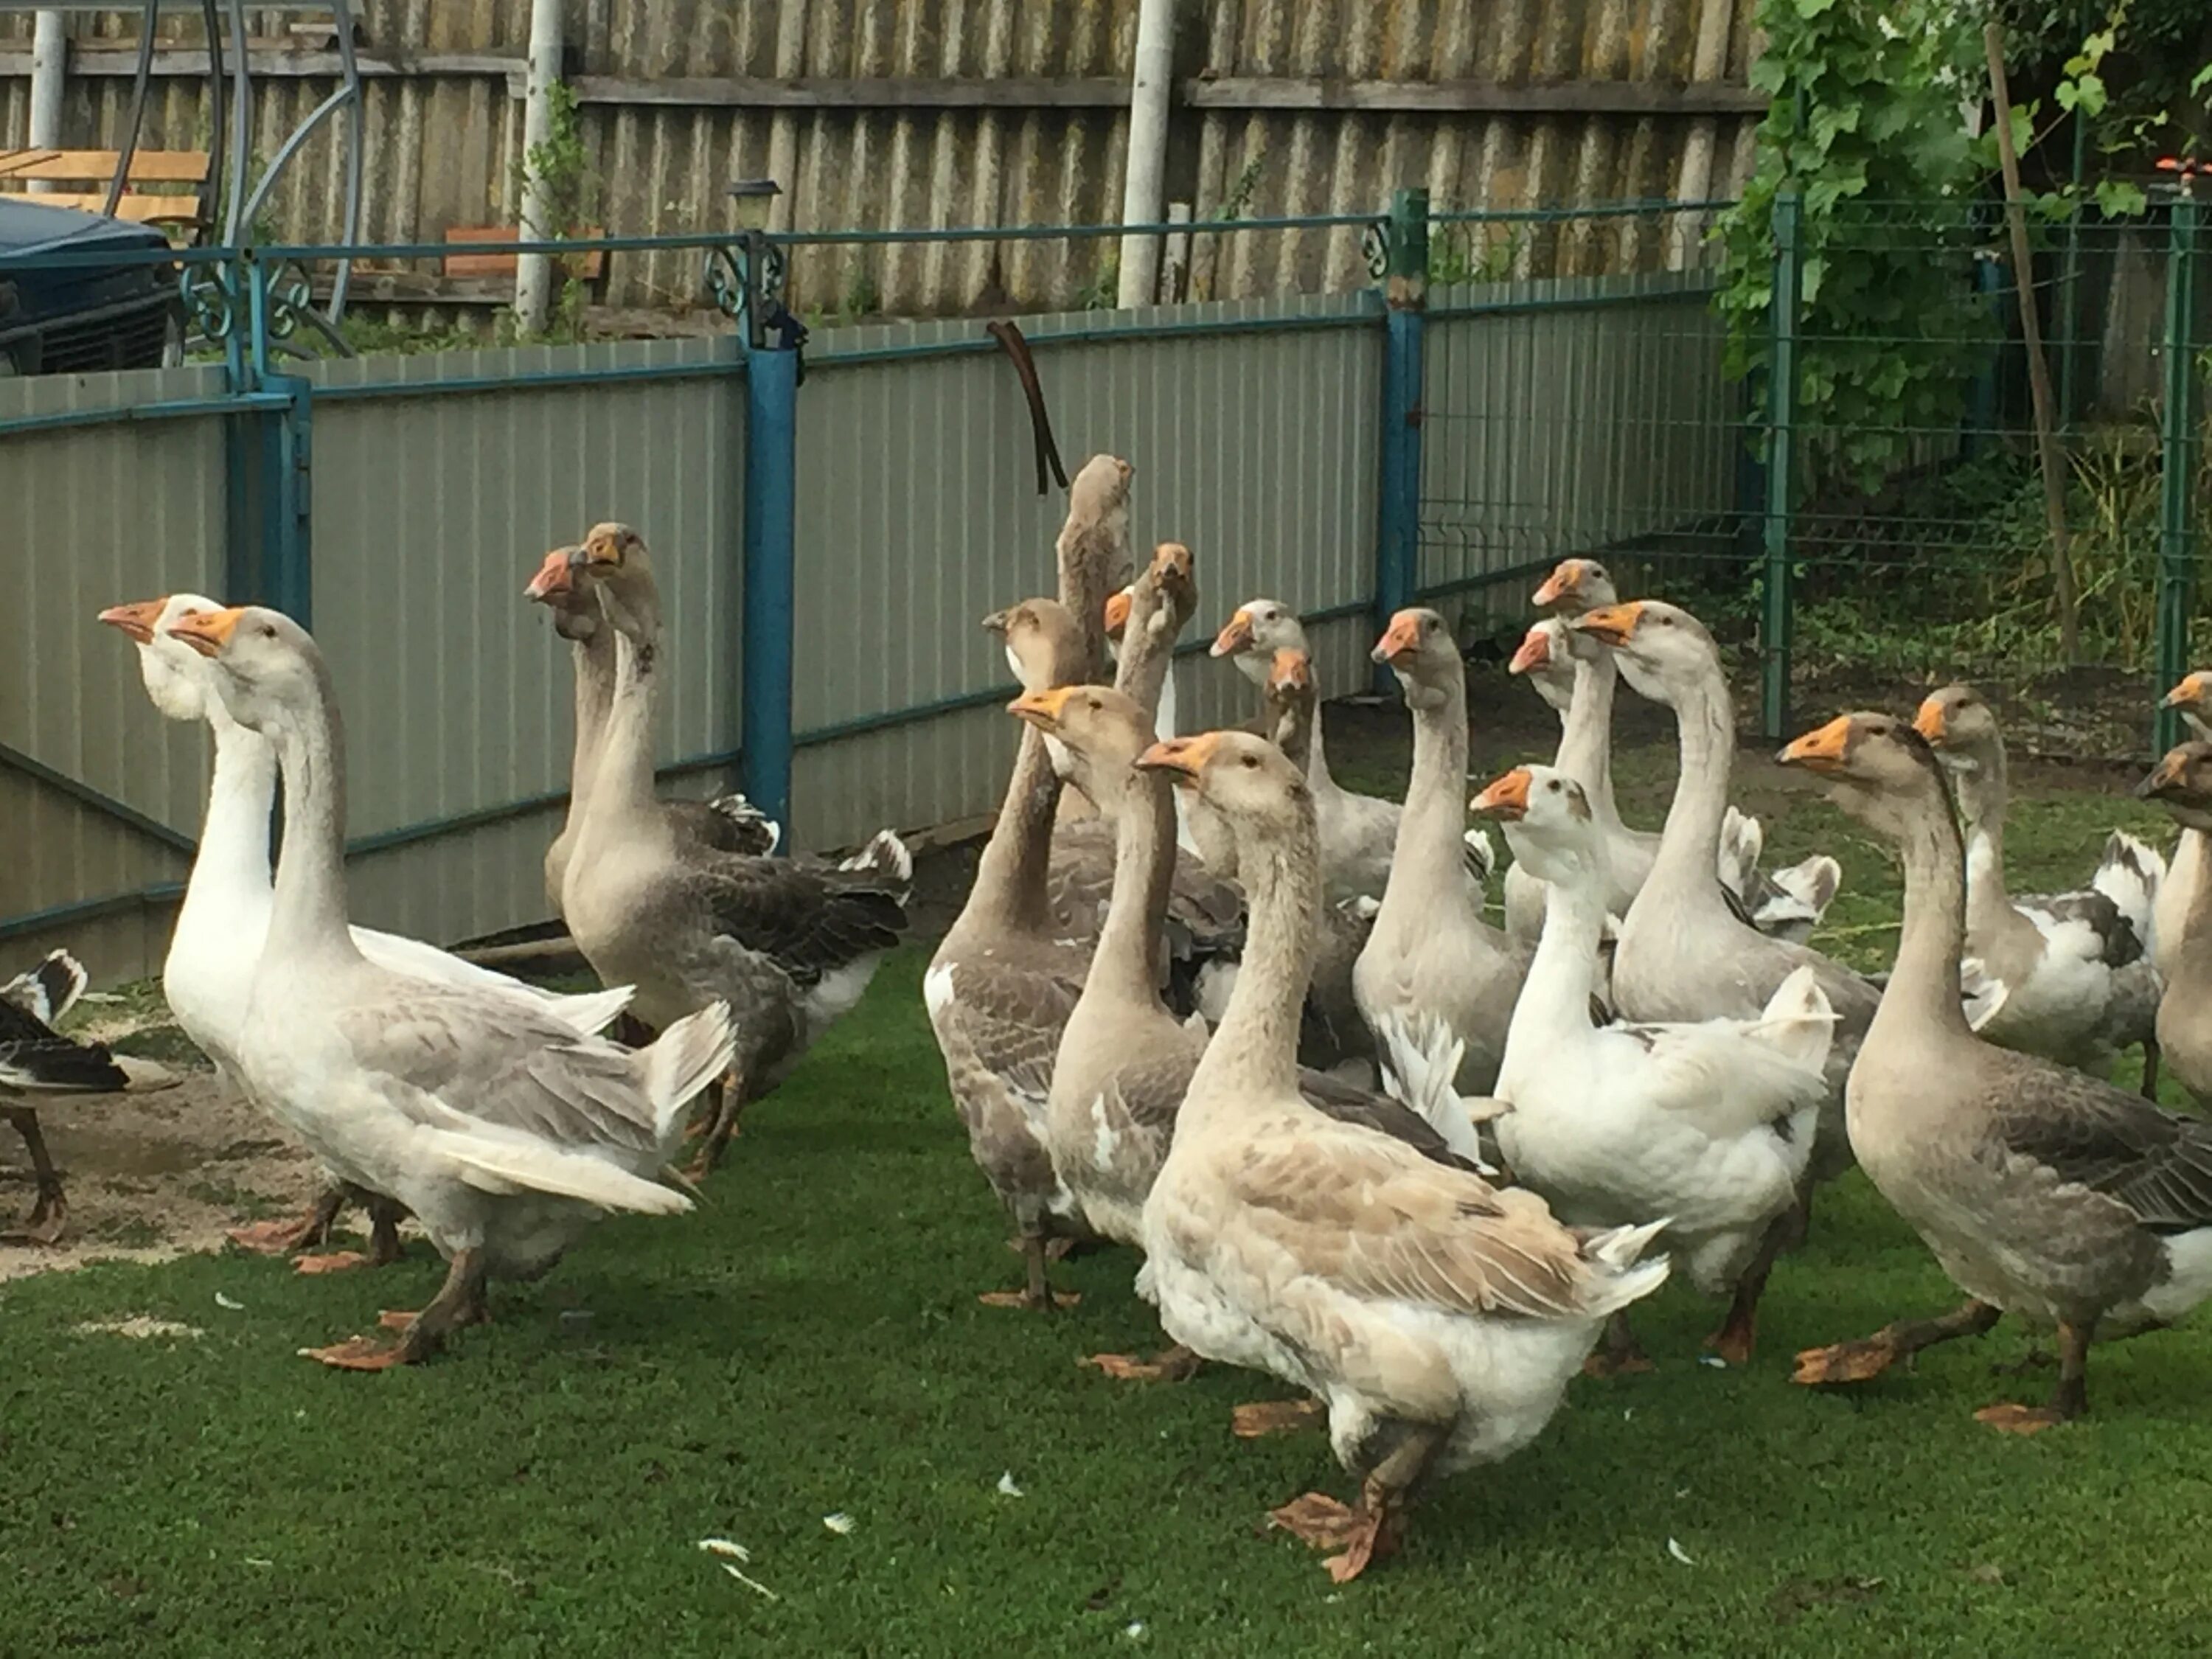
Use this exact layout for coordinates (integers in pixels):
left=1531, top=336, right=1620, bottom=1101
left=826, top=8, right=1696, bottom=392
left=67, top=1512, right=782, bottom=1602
left=1, top=210, right=1746, bottom=981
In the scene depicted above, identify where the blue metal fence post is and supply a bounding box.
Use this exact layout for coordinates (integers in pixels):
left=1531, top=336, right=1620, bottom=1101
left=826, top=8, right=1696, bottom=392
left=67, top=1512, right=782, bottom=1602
left=2154, top=190, right=2200, bottom=757
left=742, top=340, right=799, bottom=840
left=1760, top=187, right=1804, bottom=743
left=1374, top=187, right=1427, bottom=686
left=243, top=252, right=313, bottom=622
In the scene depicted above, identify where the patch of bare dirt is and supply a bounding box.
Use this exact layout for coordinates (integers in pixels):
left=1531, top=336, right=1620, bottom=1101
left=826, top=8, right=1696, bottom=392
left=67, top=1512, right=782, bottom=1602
left=0, top=1063, right=321, bottom=1285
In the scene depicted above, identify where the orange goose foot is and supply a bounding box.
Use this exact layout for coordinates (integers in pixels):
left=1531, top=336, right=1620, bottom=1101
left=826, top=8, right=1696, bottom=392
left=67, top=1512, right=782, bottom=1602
left=1974, top=1402, right=2073, bottom=1435
left=1267, top=1492, right=1398, bottom=1582
left=1081, top=1345, right=1200, bottom=1382
left=1792, top=1335, right=1903, bottom=1386
left=977, top=1287, right=1079, bottom=1311
left=1231, top=1398, right=1326, bottom=1438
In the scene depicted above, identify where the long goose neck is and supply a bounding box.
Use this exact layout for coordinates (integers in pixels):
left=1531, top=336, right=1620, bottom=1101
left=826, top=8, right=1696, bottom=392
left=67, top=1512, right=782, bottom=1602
left=1186, top=801, right=1318, bottom=1109
left=187, top=714, right=279, bottom=914
left=1115, top=611, right=1179, bottom=724
left=564, top=627, right=616, bottom=836
left=1057, top=522, right=1117, bottom=685
left=1950, top=758, right=2016, bottom=938
left=594, top=623, right=664, bottom=826
left=1293, top=625, right=1334, bottom=787
left=1384, top=670, right=1472, bottom=911
left=1650, top=668, right=1732, bottom=897
left=1517, top=854, right=1607, bottom=1044
left=1091, top=768, right=1177, bottom=1006
left=1555, top=653, right=1621, bottom=826
left=967, top=727, right=1063, bottom=933
left=2181, top=837, right=2212, bottom=976
left=264, top=667, right=362, bottom=967
left=1877, top=787, right=1975, bottom=1045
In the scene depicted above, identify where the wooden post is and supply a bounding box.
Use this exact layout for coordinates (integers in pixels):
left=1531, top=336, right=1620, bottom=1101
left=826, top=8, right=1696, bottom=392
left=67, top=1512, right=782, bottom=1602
left=1985, top=21, right=2081, bottom=663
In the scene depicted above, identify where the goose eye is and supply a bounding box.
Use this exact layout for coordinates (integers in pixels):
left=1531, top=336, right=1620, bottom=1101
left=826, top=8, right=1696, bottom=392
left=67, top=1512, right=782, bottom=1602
left=1545, top=779, right=1561, bottom=792
left=1241, top=754, right=1259, bottom=768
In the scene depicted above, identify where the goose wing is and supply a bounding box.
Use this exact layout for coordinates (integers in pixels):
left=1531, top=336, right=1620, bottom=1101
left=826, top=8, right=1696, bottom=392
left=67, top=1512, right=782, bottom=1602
left=686, top=858, right=908, bottom=987
left=1992, top=1055, right=2212, bottom=1233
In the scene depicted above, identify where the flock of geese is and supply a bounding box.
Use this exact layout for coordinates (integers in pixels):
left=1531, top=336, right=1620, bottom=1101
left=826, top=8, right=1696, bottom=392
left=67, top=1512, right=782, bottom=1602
left=6, top=450, right=2212, bottom=1582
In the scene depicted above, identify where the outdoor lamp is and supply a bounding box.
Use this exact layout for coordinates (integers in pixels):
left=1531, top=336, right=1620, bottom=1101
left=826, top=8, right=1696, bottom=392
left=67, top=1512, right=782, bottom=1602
left=714, top=178, right=785, bottom=349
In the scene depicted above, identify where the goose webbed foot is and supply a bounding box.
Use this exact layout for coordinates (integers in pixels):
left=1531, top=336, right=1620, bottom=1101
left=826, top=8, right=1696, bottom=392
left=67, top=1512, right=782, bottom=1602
left=1270, top=1468, right=1417, bottom=1582
left=2, top=1109, right=69, bottom=1245
left=979, top=1229, right=1077, bottom=1311
left=1584, top=1310, right=1655, bottom=1377
left=1082, top=1343, right=1200, bottom=1382
left=679, top=1068, right=745, bottom=1181
left=1231, top=1398, right=1326, bottom=1438
left=302, top=1248, right=488, bottom=1370
left=229, top=1183, right=347, bottom=1256
left=1794, top=1298, right=2003, bottom=1387
left=1978, top=1320, right=2088, bottom=1430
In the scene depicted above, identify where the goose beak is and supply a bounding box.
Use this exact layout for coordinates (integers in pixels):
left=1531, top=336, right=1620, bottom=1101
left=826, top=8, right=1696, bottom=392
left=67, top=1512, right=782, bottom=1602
left=1152, top=541, right=1192, bottom=583
left=1531, top=560, right=1584, bottom=608
left=1508, top=627, right=1551, bottom=675
left=1103, top=588, right=1133, bottom=642
left=981, top=609, right=1012, bottom=636
left=1008, top=685, right=1077, bottom=730
left=97, top=598, right=167, bottom=644
left=1211, top=608, right=1255, bottom=658
left=2138, top=750, right=2190, bottom=801
left=1571, top=602, right=1644, bottom=647
left=2163, top=672, right=2208, bottom=710
left=1371, top=610, right=1423, bottom=667
left=1136, top=732, right=1219, bottom=784
left=1778, top=715, right=1854, bottom=775
left=165, top=605, right=246, bottom=659
left=1912, top=695, right=1950, bottom=743
left=525, top=548, right=578, bottom=601
left=1469, top=768, right=1533, bottom=821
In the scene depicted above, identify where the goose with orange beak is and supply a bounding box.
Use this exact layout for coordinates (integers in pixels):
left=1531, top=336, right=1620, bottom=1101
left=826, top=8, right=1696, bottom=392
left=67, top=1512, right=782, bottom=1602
left=1910, top=686, right=2161, bottom=1093
left=1015, top=696, right=1490, bottom=1388
left=1129, top=726, right=1667, bottom=1580
left=1471, top=762, right=1832, bottom=1370
left=159, top=603, right=737, bottom=1370
left=1778, top=711, right=2212, bottom=1433
left=2138, top=742, right=2212, bottom=1105
left=1572, top=598, right=1877, bottom=1204
left=552, top=523, right=911, bottom=1181
left=1354, top=608, right=1528, bottom=1093
left=98, top=592, right=638, bottom=1270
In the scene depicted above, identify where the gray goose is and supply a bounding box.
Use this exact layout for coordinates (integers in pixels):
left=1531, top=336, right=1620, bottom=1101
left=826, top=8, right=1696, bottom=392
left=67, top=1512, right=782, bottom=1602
left=1, top=950, right=128, bottom=1244
left=1780, top=712, right=2212, bottom=1431
left=557, top=525, right=911, bottom=1175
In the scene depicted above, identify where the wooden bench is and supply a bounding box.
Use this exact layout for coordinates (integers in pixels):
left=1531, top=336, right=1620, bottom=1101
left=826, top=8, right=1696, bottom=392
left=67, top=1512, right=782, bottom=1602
left=0, top=150, right=213, bottom=238
left=442, top=225, right=611, bottom=292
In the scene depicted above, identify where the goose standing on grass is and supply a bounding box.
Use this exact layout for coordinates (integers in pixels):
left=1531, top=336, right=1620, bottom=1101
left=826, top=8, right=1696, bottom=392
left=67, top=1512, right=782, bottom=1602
left=1211, top=598, right=1492, bottom=903
left=1571, top=600, right=1878, bottom=1193
left=1356, top=609, right=1528, bottom=1092
left=99, top=594, right=634, bottom=1270
left=2136, top=744, right=2212, bottom=1103
left=1913, top=685, right=2161, bottom=1091
left=2154, top=673, right=2212, bottom=987
left=1514, top=558, right=1841, bottom=943
left=1013, top=684, right=1491, bottom=1382
left=1, top=950, right=128, bottom=1244
left=1135, top=728, right=1669, bottom=1580
left=927, top=599, right=1095, bottom=1311
left=555, top=526, right=911, bottom=1175
left=1471, top=765, right=1832, bottom=1370
left=1780, top=712, right=2212, bottom=1431
left=163, top=605, right=734, bottom=1368
left=523, top=549, right=776, bottom=919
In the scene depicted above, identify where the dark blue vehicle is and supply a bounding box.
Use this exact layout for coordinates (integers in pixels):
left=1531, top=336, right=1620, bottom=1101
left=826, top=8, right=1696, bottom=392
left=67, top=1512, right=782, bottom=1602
left=0, top=197, right=180, bottom=378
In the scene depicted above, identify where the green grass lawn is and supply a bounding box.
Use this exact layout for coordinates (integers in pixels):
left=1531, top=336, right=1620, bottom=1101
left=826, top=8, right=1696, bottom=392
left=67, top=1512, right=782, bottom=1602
left=8, top=741, right=2212, bottom=1654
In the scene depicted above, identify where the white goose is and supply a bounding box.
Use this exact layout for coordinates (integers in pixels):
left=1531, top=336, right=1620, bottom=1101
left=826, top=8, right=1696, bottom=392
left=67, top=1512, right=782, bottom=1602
left=99, top=594, right=633, bottom=1267
left=1472, top=763, right=1832, bottom=1371
left=164, top=604, right=733, bottom=1368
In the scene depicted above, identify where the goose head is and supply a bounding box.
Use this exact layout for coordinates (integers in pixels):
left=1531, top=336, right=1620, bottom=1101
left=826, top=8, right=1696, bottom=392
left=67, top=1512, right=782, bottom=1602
left=1470, top=763, right=1598, bottom=886
left=1137, top=729, right=1310, bottom=842
left=2138, top=742, right=2212, bottom=835
left=1262, top=646, right=1317, bottom=765
left=163, top=605, right=327, bottom=738
left=1509, top=619, right=1577, bottom=716
left=1371, top=606, right=1458, bottom=710
left=1531, top=557, right=1619, bottom=616
left=983, top=597, right=1085, bottom=694
left=1910, top=684, right=2003, bottom=782
left=1569, top=599, right=1714, bottom=706
left=568, top=521, right=659, bottom=641
left=1778, top=711, right=1950, bottom=841
left=100, top=592, right=228, bottom=723
left=2163, top=671, right=2212, bottom=742
left=1068, top=453, right=1134, bottom=526
left=524, top=544, right=598, bottom=644
left=1211, top=597, right=1302, bottom=688
left=1007, top=683, right=1153, bottom=806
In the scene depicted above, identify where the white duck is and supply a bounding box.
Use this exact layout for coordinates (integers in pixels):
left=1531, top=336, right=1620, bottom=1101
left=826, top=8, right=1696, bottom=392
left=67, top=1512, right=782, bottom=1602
left=1135, top=728, right=1669, bottom=1581
left=164, top=604, right=734, bottom=1368
left=1472, top=763, right=1832, bottom=1371
left=99, top=594, right=633, bottom=1268
left=1913, top=685, right=2161, bottom=1089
